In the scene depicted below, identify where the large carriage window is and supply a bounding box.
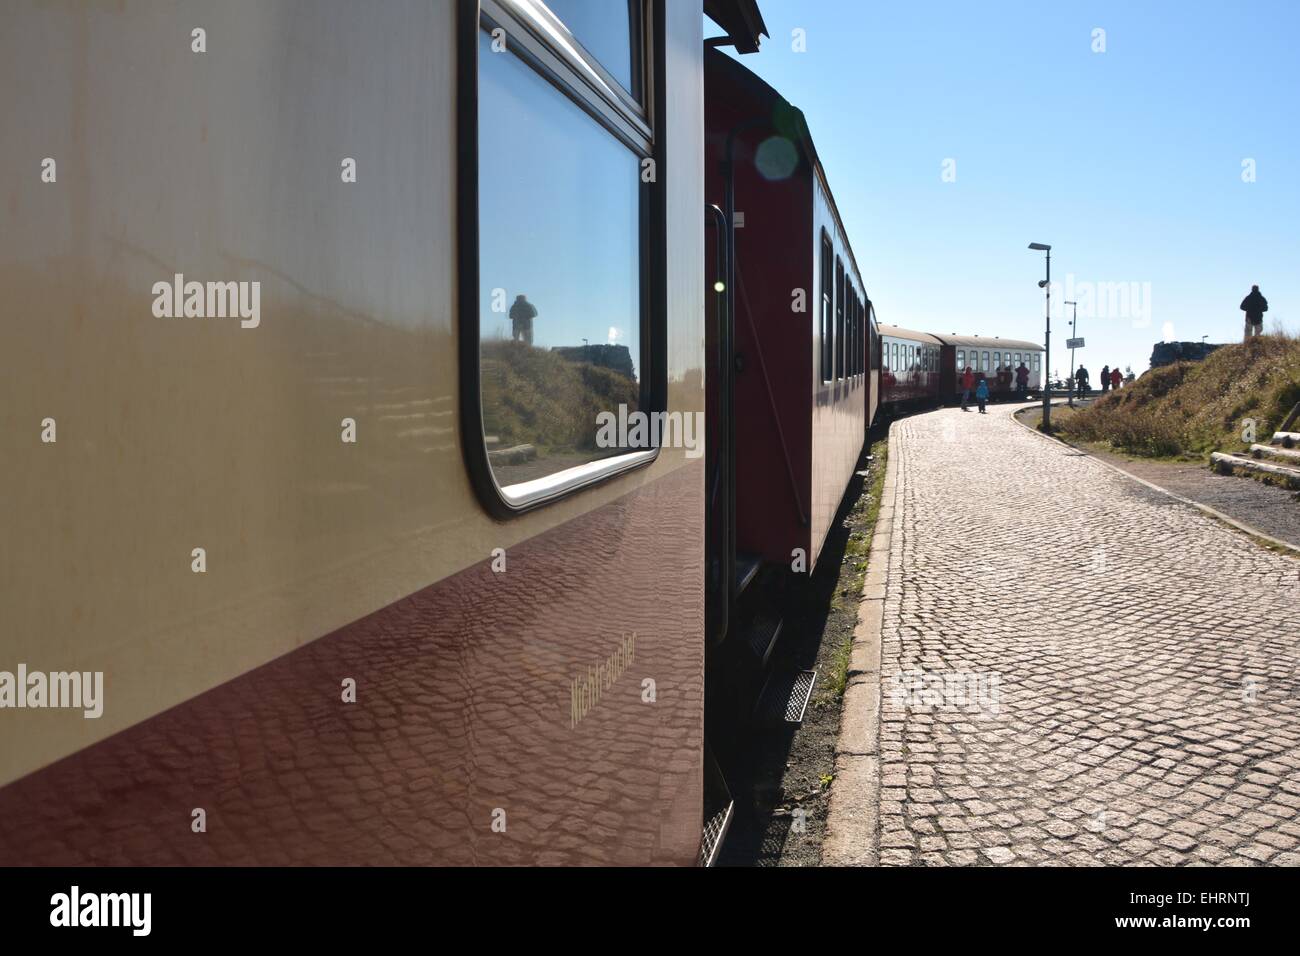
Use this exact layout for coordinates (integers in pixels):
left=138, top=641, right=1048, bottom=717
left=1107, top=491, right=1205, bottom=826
left=472, top=1, right=651, bottom=506
left=820, top=233, right=833, bottom=383
left=1033, top=353, right=1041, bottom=372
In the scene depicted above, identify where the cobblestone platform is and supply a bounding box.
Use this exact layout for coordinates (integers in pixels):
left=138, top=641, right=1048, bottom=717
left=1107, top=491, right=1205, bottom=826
left=842, top=404, right=1300, bottom=866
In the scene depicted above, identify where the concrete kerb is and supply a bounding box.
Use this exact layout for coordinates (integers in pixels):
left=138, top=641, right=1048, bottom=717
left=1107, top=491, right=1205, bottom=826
left=823, top=427, right=899, bottom=866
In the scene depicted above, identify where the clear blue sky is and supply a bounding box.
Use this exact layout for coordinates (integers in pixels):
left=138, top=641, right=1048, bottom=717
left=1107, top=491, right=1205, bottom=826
left=715, top=0, right=1299, bottom=377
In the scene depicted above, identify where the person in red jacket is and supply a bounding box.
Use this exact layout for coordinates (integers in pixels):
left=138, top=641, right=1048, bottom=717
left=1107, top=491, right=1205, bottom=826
left=1110, top=367, right=1123, bottom=390
left=961, top=366, right=975, bottom=411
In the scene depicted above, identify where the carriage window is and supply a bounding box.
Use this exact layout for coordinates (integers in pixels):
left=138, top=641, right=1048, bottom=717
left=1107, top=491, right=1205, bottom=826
left=541, top=0, right=641, bottom=98
left=892, top=342, right=899, bottom=371
left=847, top=292, right=855, bottom=377
left=848, top=294, right=856, bottom=376
left=957, top=349, right=965, bottom=369
left=1033, top=353, right=1041, bottom=372
left=835, top=258, right=845, bottom=380
left=820, top=233, right=833, bottom=383
left=471, top=1, right=653, bottom=509
left=853, top=296, right=861, bottom=376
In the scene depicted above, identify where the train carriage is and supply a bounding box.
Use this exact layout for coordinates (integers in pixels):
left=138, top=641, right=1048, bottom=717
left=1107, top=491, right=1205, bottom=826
left=936, top=334, right=1045, bottom=401
left=879, top=325, right=943, bottom=407
left=0, top=0, right=764, bottom=867
left=704, top=47, right=877, bottom=577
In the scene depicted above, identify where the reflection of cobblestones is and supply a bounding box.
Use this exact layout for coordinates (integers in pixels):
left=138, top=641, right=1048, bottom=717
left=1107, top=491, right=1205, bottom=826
left=878, top=407, right=1300, bottom=866
left=0, top=466, right=704, bottom=865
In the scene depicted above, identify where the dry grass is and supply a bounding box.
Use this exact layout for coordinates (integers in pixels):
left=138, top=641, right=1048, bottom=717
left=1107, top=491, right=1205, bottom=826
left=481, top=339, right=639, bottom=453
left=1058, top=333, right=1300, bottom=459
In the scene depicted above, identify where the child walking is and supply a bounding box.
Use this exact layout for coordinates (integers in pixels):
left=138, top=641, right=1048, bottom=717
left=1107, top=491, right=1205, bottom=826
left=975, top=377, right=990, bottom=414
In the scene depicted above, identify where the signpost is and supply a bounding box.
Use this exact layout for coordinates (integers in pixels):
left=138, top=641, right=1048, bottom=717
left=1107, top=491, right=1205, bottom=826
left=1066, top=337, right=1085, bottom=349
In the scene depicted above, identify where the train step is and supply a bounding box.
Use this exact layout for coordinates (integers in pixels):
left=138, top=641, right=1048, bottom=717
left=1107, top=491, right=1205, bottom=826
left=752, top=668, right=817, bottom=728
left=699, top=744, right=734, bottom=867
left=1270, top=431, right=1300, bottom=449
left=744, top=612, right=783, bottom=668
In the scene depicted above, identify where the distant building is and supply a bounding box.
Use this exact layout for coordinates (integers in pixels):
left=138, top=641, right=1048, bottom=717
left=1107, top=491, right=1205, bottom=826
left=551, top=343, right=636, bottom=381
left=1149, top=341, right=1223, bottom=369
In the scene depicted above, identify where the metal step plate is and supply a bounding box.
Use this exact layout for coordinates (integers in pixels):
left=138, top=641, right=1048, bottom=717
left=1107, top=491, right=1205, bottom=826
left=699, top=798, right=734, bottom=867
left=753, top=669, right=817, bottom=728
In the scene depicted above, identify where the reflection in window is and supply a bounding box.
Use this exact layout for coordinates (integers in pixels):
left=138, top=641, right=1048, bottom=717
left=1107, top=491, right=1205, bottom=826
left=542, top=0, right=639, bottom=96
left=478, top=32, right=641, bottom=491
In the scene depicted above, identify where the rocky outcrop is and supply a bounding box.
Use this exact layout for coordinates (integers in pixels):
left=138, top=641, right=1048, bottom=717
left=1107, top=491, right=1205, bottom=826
left=551, top=343, right=636, bottom=381
left=1149, top=341, right=1223, bottom=368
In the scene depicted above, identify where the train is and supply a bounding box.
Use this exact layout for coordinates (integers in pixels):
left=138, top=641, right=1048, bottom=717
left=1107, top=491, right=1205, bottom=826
left=879, top=326, right=1045, bottom=408
left=0, top=0, right=1040, bottom=867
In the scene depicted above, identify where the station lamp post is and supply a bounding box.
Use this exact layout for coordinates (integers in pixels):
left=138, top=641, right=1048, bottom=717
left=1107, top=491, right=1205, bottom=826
left=1028, top=243, right=1052, bottom=432
left=1065, top=299, right=1079, bottom=407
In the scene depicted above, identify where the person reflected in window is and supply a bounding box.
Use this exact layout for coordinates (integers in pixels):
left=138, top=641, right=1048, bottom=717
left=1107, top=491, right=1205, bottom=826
left=510, top=294, right=538, bottom=346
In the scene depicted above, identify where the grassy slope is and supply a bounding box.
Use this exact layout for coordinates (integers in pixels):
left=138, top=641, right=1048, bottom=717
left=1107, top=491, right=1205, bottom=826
left=481, top=339, right=639, bottom=453
left=1059, top=334, right=1300, bottom=459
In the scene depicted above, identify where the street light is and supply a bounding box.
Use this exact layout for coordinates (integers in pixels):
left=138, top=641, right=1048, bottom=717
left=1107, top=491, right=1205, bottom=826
left=1028, top=243, right=1052, bottom=431
left=1065, top=299, right=1079, bottom=407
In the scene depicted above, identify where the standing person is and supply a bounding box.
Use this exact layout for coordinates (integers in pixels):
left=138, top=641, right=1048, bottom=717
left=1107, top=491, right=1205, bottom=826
left=1110, top=366, right=1123, bottom=390
left=961, top=365, right=975, bottom=411
left=1015, top=361, right=1030, bottom=397
left=509, top=293, right=538, bottom=346
left=975, top=376, right=990, bottom=414
left=1074, top=365, right=1090, bottom=399
left=1240, top=285, right=1268, bottom=341
left=1100, top=364, right=1111, bottom=393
